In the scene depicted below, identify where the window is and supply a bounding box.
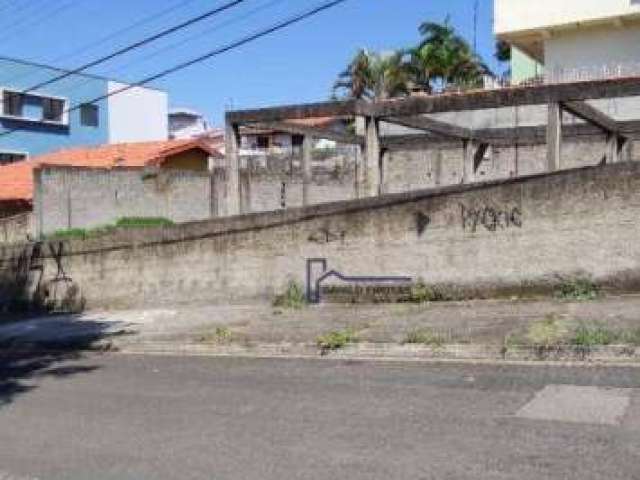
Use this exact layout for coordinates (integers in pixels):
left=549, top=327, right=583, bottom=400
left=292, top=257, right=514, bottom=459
left=0, top=152, right=27, bottom=165
left=42, top=97, right=64, bottom=122
left=80, top=103, right=99, bottom=127
left=256, top=136, right=270, bottom=149
left=3, top=91, right=23, bottom=117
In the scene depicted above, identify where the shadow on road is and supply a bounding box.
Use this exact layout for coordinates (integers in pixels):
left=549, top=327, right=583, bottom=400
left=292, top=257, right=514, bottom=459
left=0, top=313, right=132, bottom=408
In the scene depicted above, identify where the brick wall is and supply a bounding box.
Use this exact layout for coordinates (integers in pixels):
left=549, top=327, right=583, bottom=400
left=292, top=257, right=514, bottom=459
left=3, top=161, right=640, bottom=310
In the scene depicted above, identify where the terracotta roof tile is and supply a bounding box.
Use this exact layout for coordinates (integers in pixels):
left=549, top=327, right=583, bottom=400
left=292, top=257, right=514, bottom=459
left=0, top=139, right=222, bottom=202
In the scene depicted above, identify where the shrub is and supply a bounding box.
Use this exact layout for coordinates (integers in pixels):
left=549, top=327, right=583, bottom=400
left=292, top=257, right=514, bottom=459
left=554, top=278, right=599, bottom=301
left=273, top=280, right=307, bottom=309
left=620, top=328, right=640, bottom=346
left=316, top=328, right=357, bottom=354
left=405, top=280, right=462, bottom=303
left=404, top=328, right=445, bottom=347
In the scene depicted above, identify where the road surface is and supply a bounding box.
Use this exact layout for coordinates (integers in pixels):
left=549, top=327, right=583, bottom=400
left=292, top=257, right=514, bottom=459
left=1, top=354, right=639, bottom=479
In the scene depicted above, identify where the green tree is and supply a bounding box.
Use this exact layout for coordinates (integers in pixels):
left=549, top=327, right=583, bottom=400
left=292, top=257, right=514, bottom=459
left=333, top=49, right=412, bottom=100
left=409, top=18, right=491, bottom=93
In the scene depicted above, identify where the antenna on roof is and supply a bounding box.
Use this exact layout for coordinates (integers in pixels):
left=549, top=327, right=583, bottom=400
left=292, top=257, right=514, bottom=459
left=473, top=0, right=479, bottom=54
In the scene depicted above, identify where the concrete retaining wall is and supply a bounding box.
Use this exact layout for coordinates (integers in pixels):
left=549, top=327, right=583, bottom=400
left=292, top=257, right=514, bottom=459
left=2, top=161, right=640, bottom=310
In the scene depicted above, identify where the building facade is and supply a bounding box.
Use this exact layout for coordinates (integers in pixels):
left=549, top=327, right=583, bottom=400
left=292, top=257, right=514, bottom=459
left=0, top=56, right=168, bottom=163
left=495, top=0, right=640, bottom=83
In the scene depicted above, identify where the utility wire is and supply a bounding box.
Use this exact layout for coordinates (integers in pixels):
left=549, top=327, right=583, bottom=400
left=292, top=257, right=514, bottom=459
left=59, top=0, right=287, bottom=95
left=0, top=0, right=78, bottom=44
left=12, top=0, right=247, bottom=97
left=0, top=0, right=200, bottom=85
left=0, top=0, right=349, bottom=139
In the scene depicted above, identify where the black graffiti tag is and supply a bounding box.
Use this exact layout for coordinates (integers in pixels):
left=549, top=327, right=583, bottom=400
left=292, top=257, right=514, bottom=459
left=460, top=204, right=522, bottom=233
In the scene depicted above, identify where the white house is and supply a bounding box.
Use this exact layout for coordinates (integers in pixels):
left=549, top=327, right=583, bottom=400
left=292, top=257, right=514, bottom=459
left=495, top=0, right=640, bottom=83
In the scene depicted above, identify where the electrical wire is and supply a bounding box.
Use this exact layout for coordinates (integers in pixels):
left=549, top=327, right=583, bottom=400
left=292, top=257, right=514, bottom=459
left=0, top=0, right=350, bottom=139
left=12, top=0, right=247, bottom=97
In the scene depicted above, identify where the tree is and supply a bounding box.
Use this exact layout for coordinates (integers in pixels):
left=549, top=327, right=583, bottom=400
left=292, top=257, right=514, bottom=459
left=495, top=40, right=511, bottom=63
left=409, top=18, right=491, bottom=92
left=333, top=49, right=412, bottom=100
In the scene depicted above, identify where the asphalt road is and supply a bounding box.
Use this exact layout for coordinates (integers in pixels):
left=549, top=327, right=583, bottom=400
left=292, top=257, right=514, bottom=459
left=1, top=354, right=639, bottom=480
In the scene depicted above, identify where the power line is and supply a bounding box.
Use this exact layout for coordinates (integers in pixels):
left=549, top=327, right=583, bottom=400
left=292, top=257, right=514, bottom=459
left=56, top=0, right=288, bottom=97
left=0, top=0, right=201, bottom=87
left=0, top=0, right=78, bottom=44
left=0, top=0, right=350, bottom=139
left=12, top=0, right=247, bottom=97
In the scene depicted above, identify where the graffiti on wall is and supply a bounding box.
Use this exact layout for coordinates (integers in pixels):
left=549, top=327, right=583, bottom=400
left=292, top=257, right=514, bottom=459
left=308, top=228, right=347, bottom=244
left=460, top=203, right=522, bottom=233
left=0, top=241, right=84, bottom=312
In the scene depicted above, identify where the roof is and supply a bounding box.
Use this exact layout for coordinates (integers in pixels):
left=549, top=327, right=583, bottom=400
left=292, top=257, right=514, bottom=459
left=0, top=139, right=222, bottom=203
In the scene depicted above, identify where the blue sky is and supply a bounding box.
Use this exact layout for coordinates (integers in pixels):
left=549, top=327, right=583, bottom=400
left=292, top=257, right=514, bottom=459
left=0, top=0, right=499, bottom=125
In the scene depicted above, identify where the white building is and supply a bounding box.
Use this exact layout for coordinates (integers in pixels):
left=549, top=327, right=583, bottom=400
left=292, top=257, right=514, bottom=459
left=168, top=108, right=210, bottom=139
left=495, top=0, right=640, bottom=83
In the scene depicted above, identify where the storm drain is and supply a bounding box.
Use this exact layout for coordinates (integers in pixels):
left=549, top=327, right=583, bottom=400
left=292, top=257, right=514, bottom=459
left=516, top=384, right=632, bottom=426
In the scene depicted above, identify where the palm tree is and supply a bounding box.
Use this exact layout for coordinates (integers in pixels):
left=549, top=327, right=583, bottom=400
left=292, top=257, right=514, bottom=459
left=333, top=49, right=411, bottom=101
left=409, top=18, right=491, bottom=93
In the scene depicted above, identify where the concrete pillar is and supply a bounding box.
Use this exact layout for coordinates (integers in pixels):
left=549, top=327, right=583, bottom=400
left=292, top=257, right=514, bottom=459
left=547, top=101, right=562, bottom=171
left=224, top=120, right=241, bottom=216
left=605, top=133, right=619, bottom=164
left=239, top=166, right=252, bottom=214
left=302, top=134, right=313, bottom=206
left=363, top=116, right=382, bottom=196
left=462, top=140, right=475, bottom=184
left=618, top=137, right=631, bottom=163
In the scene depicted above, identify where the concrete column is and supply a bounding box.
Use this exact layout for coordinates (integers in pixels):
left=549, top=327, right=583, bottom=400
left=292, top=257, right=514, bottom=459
left=224, top=120, right=241, bottom=216
left=618, top=137, right=631, bottom=163
left=462, top=140, right=475, bottom=184
left=605, top=133, right=619, bottom=164
left=302, top=134, right=313, bottom=206
left=363, top=116, right=382, bottom=196
left=546, top=101, right=562, bottom=171
left=239, top=165, right=252, bottom=214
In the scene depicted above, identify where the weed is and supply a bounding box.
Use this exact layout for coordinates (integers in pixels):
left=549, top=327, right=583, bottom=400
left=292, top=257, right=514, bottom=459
left=405, top=280, right=462, bottom=303
left=273, top=280, right=307, bottom=309
left=404, top=328, right=445, bottom=347
left=620, top=328, right=640, bottom=346
left=316, top=328, right=357, bottom=354
left=572, top=322, right=618, bottom=347
left=526, top=314, right=569, bottom=353
left=198, top=326, right=233, bottom=344
left=554, top=277, right=599, bottom=301
left=115, top=217, right=174, bottom=228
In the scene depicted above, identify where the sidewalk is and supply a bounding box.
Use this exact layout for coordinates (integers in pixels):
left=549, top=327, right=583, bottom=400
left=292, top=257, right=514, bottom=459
left=1, top=295, right=640, bottom=362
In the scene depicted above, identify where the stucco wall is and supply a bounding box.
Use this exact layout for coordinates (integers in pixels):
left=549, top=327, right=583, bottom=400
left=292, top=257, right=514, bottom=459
left=107, top=81, right=168, bottom=143
left=0, top=212, right=32, bottom=244
left=495, top=0, right=640, bottom=35
left=4, top=161, right=640, bottom=310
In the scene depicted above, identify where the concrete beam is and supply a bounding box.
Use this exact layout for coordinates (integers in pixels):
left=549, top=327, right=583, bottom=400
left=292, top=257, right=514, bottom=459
left=245, top=120, right=363, bottom=145
left=384, top=115, right=473, bottom=140
left=226, top=100, right=358, bottom=123
left=560, top=101, right=620, bottom=134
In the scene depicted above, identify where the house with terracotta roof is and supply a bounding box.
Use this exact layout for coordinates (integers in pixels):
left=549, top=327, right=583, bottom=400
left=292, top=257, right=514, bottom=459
left=0, top=138, right=222, bottom=221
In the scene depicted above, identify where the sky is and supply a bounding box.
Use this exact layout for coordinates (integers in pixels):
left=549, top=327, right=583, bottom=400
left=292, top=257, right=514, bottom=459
left=0, top=0, right=500, bottom=125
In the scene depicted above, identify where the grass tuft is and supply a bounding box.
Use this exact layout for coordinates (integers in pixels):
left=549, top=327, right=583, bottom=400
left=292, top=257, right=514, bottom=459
left=554, top=277, right=599, bottom=301
left=273, top=280, right=307, bottom=309
left=316, top=328, right=357, bottom=354
left=404, top=328, right=445, bottom=347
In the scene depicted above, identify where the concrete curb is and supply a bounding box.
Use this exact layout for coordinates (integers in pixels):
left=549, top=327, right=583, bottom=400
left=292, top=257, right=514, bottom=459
left=112, top=341, right=640, bottom=366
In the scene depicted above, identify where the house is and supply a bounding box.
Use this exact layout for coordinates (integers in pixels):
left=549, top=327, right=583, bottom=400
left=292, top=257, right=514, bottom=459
left=239, top=117, right=350, bottom=157
left=168, top=108, right=211, bottom=139
left=0, top=138, right=221, bottom=219
left=0, top=56, right=168, bottom=163
left=495, top=0, right=640, bottom=83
